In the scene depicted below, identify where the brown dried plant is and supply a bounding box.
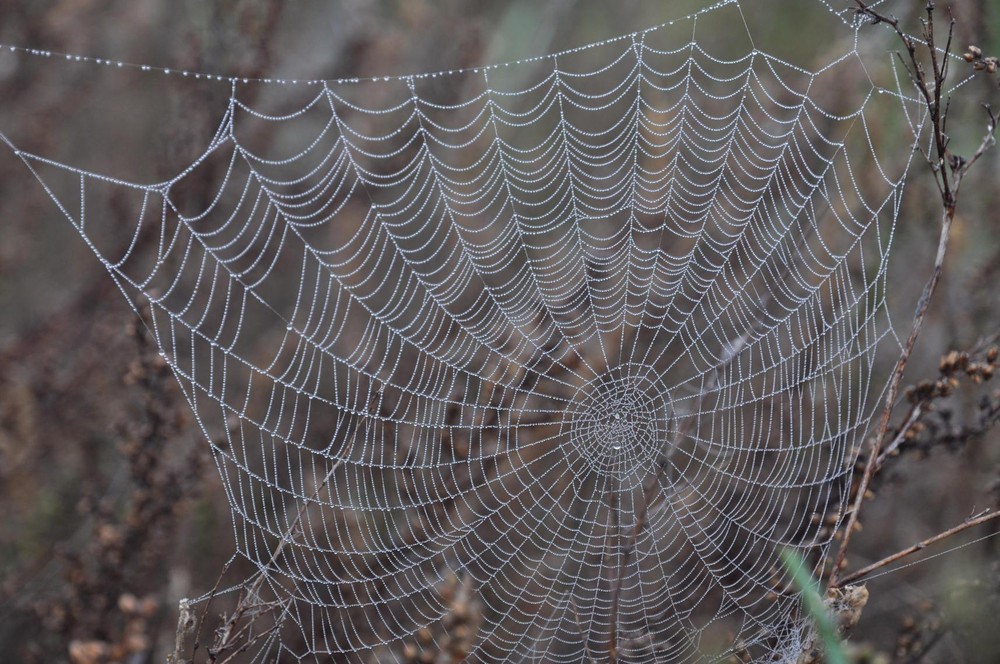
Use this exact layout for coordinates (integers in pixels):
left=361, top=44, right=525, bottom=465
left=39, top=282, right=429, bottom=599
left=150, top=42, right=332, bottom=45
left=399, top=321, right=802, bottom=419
left=831, top=0, right=1000, bottom=586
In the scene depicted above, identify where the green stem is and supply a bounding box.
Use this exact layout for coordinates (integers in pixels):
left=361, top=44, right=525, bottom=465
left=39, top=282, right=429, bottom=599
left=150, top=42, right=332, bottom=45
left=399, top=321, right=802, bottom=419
left=781, top=549, right=848, bottom=664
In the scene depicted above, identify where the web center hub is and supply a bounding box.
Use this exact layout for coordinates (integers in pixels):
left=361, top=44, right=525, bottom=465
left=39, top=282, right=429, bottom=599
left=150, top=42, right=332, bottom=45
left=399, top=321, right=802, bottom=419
left=565, top=365, right=675, bottom=486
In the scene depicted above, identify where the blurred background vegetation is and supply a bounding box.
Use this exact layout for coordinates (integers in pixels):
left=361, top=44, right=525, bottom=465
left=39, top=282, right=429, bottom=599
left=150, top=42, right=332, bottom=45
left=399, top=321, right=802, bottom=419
left=0, top=1, right=999, bottom=662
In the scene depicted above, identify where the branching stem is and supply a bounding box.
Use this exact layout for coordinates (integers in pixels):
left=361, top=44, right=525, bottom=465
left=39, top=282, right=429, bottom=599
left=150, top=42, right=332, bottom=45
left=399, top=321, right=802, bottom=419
left=832, top=0, right=997, bottom=589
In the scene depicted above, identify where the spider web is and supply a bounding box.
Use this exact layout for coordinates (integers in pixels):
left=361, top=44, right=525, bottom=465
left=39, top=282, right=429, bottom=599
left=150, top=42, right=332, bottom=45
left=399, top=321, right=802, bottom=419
left=2, top=1, right=923, bottom=661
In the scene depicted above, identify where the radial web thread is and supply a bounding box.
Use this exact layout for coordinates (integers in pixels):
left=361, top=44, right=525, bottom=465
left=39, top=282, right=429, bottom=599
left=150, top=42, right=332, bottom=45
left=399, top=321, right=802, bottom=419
left=3, top=1, right=925, bottom=661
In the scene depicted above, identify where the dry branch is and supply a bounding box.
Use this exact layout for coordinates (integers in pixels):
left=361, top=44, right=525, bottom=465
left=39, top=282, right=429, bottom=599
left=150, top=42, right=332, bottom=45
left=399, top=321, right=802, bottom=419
left=831, top=0, right=998, bottom=588
left=837, top=509, right=1000, bottom=586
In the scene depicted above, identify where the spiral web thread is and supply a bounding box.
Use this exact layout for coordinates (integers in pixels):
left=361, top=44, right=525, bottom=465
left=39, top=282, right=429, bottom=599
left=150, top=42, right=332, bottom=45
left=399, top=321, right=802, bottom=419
left=3, top=1, right=923, bottom=661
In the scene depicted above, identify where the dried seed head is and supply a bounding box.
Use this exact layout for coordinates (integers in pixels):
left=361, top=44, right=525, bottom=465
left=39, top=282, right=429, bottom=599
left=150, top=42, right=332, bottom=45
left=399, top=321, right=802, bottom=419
left=139, top=595, right=158, bottom=617
left=68, top=640, right=109, bottom=664
left=827, top=584, right=869, bottom=632
left=125, top=632, right=149, bottom=653
left=118, top=593, right=138, bottom=614
left=939, top=349, right=966, bottom=374
left=969, top=45, right=983, bottom=58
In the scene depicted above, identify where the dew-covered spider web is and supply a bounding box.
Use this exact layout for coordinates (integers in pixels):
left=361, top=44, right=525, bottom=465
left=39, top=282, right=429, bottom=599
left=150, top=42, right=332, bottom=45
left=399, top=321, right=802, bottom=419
left=2, top=0, right=929, bottom=661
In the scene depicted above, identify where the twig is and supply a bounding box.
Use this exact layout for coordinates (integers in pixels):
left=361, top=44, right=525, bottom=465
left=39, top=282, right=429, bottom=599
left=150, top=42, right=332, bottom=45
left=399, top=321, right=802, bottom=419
left=837, top=509, right=1000, bottom=586
left=831, top=165, right=953, bottom=588
left=608, top=488, right=621, bottom=663
left=875, top=403, right=924, bottom=470
left=874, top=333, right=1000, bottom=471
left=831, top=0, right=998, bottom=588
left=201, top=457, right=345, bottom=660
left=568, top=597, right=598, bottom=664
left=186, top=556, right=234, bottom=662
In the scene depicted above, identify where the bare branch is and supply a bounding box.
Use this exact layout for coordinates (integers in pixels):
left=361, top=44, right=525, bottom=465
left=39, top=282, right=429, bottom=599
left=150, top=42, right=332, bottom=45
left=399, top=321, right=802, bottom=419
left=831, top=0, right=997, bottom=588
left=874, top=403, right=924, bottom=470
left=198, top=457, right=345, bottom=661
left=837, top=509, right=1000, bottom=586
left=569, top=597, right=599, bottom=664
left=833, top=205, right=952, bottom=587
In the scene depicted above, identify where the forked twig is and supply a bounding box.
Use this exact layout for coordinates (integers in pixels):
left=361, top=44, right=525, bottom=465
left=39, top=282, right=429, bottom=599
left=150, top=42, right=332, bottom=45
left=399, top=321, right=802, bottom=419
left=874, top=402, right=924, bottom=470
left=193, top=457, right=345, bottom=661
left=831, top=0, right=998, bottom=588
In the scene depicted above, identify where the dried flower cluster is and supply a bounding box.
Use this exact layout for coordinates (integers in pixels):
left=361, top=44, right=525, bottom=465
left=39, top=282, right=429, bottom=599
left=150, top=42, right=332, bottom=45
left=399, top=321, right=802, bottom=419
left=68, top=594, right=158, bottom=664
left=904, top=345, right=996, bottom=405
left=963, top=44, right=1000, bottom=80
left=893, top=603, right=943, bottom=661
